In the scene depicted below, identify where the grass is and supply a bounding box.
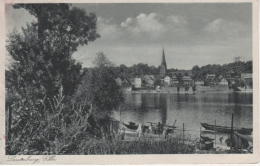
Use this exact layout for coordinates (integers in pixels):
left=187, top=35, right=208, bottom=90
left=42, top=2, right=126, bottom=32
left=70, top=136, right=196, bottom=155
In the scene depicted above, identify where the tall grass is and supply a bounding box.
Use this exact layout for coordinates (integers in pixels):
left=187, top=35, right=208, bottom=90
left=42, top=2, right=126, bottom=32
left=5, top=86, right=197, bottom=155
left=6, top=86, right=97, bottom=155
left=80, top=138, right=195, bottom=154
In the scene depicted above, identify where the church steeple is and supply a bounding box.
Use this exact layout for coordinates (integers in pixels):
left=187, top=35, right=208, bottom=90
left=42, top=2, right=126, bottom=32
left=159, top=48, right=167, bottom=78
left=161, top=48, right=167, bottom=70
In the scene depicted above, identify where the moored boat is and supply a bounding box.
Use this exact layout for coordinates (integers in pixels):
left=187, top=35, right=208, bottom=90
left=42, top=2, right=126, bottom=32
left=123, top=123, right=139, bottom=130
left=201, top=123, right=252, bottom=134
left=234, top=133, right=253, bottom=143
left=200, top=136, right=214, bottom=142
left=123, top=122, right=149, bottom=131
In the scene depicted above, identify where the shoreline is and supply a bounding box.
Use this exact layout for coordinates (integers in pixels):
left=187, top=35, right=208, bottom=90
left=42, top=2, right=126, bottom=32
left=127, top=90, right=253, bottom=94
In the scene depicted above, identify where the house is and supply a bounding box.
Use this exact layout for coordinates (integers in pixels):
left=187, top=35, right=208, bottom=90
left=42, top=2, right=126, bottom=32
left=182, top=76, right=192, bottom=85
left=129, top=78, right=135, bottom=86
left=134, top=77, right=142, bottom=88
left=206, top=74, right=216, bottom=80
left=125, top=86, right=132, bottom=92
left=219, top=77, right=229, bottom=86
left=122, top=79, right=132, bottom=88
left=226, top=70, right=236, bottom=77
left=241, top=73, right=252, bottom=79
left=217, top=75, right=224, bottom=81
left=205, top=74, right=216, bottom=85
left=211, top=77, right=220, bottom=85
left=241, top=73, right=253, bottom=89
left=195, top=78, right=204, bottom=86
left=164, top=76, right=171, bottom=85
left=144, top=75, right=155, bottom=80
left=115, top=78, right=122, bottom=86
left=226, top=76, right=239, bottom=84
left=143, top=75, right=155, bottom=87
left=171, top=75, right=179, bottom=86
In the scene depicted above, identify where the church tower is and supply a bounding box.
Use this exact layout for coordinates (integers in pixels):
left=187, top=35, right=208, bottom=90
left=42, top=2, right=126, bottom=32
left=159, top=48, right=167, bottom=77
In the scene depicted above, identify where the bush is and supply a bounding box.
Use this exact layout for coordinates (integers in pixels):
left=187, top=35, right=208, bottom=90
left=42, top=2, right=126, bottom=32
left=6, top=86, right=99, bottom=155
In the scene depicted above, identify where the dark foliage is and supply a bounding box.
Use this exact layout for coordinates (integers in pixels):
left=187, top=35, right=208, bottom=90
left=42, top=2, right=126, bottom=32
left=191, top=61, right=252, bottom=80
left=6, top=3, right=100, bottom=99
left=73, top=52, right=124, bottom=117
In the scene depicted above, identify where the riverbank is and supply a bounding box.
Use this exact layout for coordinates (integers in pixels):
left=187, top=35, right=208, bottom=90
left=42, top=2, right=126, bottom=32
left=127, top=85, right=236, bottom=94
left=127, top=86, right=253, bottom=94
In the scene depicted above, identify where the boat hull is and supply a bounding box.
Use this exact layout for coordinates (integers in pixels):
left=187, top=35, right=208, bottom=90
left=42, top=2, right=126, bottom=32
left=201, top=123, right=252, bottom=134
left=123, top=123, right=138, bottom=130
left=201, top=136, right=214, bottom=142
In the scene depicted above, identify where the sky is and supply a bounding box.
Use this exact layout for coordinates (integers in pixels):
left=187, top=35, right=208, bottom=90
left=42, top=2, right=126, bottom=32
left=5, top=3, right=252, bottom=69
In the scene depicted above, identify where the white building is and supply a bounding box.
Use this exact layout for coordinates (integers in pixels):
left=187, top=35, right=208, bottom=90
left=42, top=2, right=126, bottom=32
left=134, top=78, right=142, bottom=88
left=182, top=76, right=192, bottom=85
left=171, top=75, right=179, bottom=85
left=164, top=76, right=171, bottom=85
left=219, top=77, right=228, bottom=86
left=241, top=73, right=252, bottom=79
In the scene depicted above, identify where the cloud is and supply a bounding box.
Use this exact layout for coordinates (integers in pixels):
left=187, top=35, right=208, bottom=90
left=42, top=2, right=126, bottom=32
left=120, top=13, right=189, bottom=39
left=166, top=15, right=187, bottom=27
left=120, top=13, right=165, bottom=38
left=95, top=13, right=189, bottom=45
left=97, top=17, right=121, bottom=40
left=203, top=18, right=248, bottom=37
left=120, top=18, right=134, bottom=28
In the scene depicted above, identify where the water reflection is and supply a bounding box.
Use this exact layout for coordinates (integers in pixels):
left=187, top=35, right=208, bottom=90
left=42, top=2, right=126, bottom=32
left=159, top=95, right=167, bottom=125
left=116, top=92, right=253, bottom=137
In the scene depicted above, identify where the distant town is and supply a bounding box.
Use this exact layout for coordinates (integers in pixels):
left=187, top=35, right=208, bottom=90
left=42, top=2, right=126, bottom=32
left=113, top=49, right=253, bottom=93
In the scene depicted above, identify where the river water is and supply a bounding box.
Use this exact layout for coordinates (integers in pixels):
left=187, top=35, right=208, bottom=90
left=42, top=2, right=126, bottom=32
left=114, top=92, right=253, bottom=142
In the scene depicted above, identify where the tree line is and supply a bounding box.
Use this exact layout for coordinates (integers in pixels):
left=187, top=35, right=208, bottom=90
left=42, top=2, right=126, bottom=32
left=191, top=60, right=252, bottom=80
left=94, top=60, right=252, bottom=81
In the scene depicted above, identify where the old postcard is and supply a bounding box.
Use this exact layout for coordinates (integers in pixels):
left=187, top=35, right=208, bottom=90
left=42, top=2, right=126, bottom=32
left=0, top=0, right=259, bottom=164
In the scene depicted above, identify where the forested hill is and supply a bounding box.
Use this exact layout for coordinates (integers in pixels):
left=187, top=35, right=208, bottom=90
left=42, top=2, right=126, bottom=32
left=191, top=60, right=252, bottom=79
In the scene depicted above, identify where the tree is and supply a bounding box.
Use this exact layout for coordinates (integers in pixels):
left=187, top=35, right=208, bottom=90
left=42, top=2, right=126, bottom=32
left=191, top=65, right=200, bottom=79
left=234, top=57, right=241, bottom=74
left=75, top=52, right=124, bottom=117
left=6, top=4, right=100, bottom=98
left=92, top=52, right=115, bottom=67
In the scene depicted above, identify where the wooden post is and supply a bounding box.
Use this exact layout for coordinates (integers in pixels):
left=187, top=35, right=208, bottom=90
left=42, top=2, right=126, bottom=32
left=215, top=119, right=216, bottom=147
left=230, top=113, right=234, bottom=152
left=183, top=123, right=185, bottom=144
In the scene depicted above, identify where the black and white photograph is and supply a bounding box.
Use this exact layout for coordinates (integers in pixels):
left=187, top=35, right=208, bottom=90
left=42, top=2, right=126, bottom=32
left=1, top=0, right=259, bottom=164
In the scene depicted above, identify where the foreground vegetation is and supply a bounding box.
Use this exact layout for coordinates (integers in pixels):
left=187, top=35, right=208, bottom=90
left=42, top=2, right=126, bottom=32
left=6, top=84, right=194, bottom=155
left=8, top=138, right=196, bottom=155
left=5, top=4, right=123, bottom=155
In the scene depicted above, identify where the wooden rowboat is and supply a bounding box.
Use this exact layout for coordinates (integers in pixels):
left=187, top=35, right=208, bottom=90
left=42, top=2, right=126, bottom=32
left=123, top=123, right=139, bottom=130
left=201, top=123, right=252, bottom=134
left=123, top=122, right=149, bottom=131
left=200, top=136, right=214, bottom=142
left=234, top=133, right=253, bottom=143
